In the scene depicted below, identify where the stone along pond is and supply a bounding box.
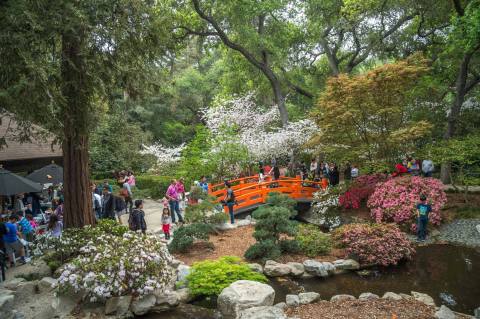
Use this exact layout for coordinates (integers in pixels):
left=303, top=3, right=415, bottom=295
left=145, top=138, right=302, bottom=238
left=272, top=244, right=480, bottom=314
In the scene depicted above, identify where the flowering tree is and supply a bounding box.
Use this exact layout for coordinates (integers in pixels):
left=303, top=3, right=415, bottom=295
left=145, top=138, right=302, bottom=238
left=367, top=176, right=447, bottom=228
left=140, top=143, right=185, bottom=172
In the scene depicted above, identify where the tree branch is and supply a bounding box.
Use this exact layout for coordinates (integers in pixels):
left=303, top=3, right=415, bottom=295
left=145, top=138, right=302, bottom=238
left=174, top=26, right=218, bottom=40
left=280, top=67, right=314, bottom=99
left=452, top=0, right=464, bottom=16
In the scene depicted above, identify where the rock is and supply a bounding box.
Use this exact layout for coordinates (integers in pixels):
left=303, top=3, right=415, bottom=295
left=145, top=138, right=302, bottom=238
left=51, top=289, right=87, bottom=317
left=216, top=223, right=238, bottom=231
left=333, top=259, right=360, bottom=270
left=14, top=281, right=38, bottom=302
left=382, top=292, right=403, bottom=301
left=217, top=280, right=275, bottom=319
left=238, top=306, right=287, bottom=319
left=286, top=262, right=304, bottom=277
left=476, top=224, right=480, bottom=235
left=274, top=302, right=287, bottom=310
left=263, top=260, right=291, bottom=277
left=0, top=293, right=15, bottom=319
left=474, top=307, right=480, bottom=319
left=130, top=294, right=156, bottom=316
left=358, top=292, right=379, bottom=300
left=152, top=290, right=180, bottom=312
left=330, top=294, right=355, bottom=302
left=286, top=294, right=300, bottom=307
left=434, top=305, right=456, bottom=319
left=38, top=277, right=57, bottom=293
left=298, top=292, right=320, bottom=304
left=430, top=229, right=441, bottom=237
left=105, top=295, right=132, bottom=316
left=170, top=259, right=182, bottom=268
left=322, top=262, right=336, bottom=274
left=411, top=291, right=436, bottom=307
left=237, top=219, right=251, bottom=227
left=247, top=263, right=263, bottom=274
left=303, top=260, right=328, bottom=277
left=333, top=269, right=348, bottom=275
left=301, top=272, right=314, bottom=279
left=399, top=293, right=413, bottom=300
left=176, top=288, right=193, bottom=304
left=2, top=278, right=26, bottom=290
left=176, top=264, right=191, bottom=288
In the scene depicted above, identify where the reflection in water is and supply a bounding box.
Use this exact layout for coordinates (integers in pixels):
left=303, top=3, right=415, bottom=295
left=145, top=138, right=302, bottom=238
left=271, top=245, right=480, bottom=314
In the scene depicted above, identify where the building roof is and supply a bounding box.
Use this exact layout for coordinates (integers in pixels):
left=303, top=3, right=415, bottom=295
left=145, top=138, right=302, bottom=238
left=0, top=116, right=62, bottom=161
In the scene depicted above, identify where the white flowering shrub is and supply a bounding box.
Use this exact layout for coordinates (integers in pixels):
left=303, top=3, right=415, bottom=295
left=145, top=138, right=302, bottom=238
left=310, top=189, right=341, bottom=230
left=58, top=232, right=175, bottom=301
left=139, top=143, right=185, bottom=172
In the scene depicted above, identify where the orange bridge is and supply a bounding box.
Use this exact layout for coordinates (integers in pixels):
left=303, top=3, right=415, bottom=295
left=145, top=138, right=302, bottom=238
left=209, top=175, right=322, bottom=214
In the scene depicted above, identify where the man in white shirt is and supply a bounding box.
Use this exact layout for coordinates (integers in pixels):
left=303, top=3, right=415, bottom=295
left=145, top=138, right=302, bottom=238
left=421, top=159, right=434, bottom=177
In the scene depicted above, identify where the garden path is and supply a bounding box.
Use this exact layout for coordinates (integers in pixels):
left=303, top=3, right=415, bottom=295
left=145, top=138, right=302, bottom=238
left=120, top=198, right=175, bottom=234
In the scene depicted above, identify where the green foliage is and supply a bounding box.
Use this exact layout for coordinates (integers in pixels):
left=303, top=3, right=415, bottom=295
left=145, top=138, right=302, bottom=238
left=454, top=206, right=480, bottom=219
left=185, top=197, right=228, bottom=225
left=96, top=219, right=129, bottom=237
left=168, top=223, right=216, bottom=253
left=245, top=193, right=298, bottom=262
left=135, top=175, right=173, bottom=199
left=296, top=224, right=332, bottom=257
left=186, top=256, right=267, bottom=297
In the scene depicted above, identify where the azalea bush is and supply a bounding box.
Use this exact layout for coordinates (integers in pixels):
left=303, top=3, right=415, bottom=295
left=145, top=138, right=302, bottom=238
left=296, top=224, right=332, bottom=257
left=339, top=173, right=388, bottom=209
left=186, top=256, right=267, bottom=297
left=58, top=232, right=175, bottom=301
left=367, top=176, right=447, bottom=228
left=332, top=223, right=415, bottom=266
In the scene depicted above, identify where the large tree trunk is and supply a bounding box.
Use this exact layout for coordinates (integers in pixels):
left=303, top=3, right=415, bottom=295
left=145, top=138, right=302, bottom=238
left=440, top=53, right=471, bottom=183
left=270, top=77, right=288, bottom=127
left=61, top=32, right=94, bottom=228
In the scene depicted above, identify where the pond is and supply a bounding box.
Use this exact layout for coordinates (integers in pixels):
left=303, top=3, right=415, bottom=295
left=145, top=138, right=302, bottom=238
left=271, top=244, right=480, bottom=315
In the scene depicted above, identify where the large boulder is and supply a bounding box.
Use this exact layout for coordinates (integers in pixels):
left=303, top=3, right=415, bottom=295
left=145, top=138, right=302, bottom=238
left=51, top=289, right=87, bottom=317
left=322, top=262, right=336, bottom=275
left=330, top=294, right=355, bottom=302
left=263, top=261, right=291, bottom=277
left=1, top=278, right=26, bottom=290
left=176, top=264, right=191, bottom=288
left=298, top=292, right=320, bottom=304
left=358, top=292, right=379, bottom=300
left=434, top=305, right=456, bottom=319
left=152, top=290, right=180, bottom=312
left=333, top=259, right=360, bottom=270
left=285, top=294, right=300, bottom=307
left=247, top=263, right=263, bottom=274
left=105, top=295, right=132, bottom=316
left=130, top=294, right=156, bottom=316
left=411, top=291, right=436, bottom=307
left=38, top=277, right=57, bottom=293
left=217, top=280, right=275, bottom=319
left=382, top=292, right=402, bottom=301
left=238, top=306, right=287, bottom=319
left=286, top=262, right=304, bottom=277
left=303, top=260, right=328, bottom=277
left=175, top=288, right=193, bottom=304
left=0, top=291, right=15, bottom=319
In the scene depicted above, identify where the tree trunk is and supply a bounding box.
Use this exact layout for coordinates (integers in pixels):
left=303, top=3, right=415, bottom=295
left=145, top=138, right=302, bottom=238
left=61, top=32, right=95, bottom=228
left=441, top=53, right=471, bottom=183
left=271, top=79, right=288, bottom=127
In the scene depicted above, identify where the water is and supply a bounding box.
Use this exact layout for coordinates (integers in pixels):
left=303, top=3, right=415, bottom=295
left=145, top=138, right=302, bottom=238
left=271, top=244, right=480, bottom=314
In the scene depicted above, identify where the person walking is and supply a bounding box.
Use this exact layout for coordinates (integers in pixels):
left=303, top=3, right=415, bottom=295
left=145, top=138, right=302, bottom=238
left=351, top=165, right=359, bottom=179
left=161, top=208, right=172, bottom=240
left=176, top=178, right=186, bottom=218
left=199, top=176, right=209, bottom=193
left=422, top=159, right=434, bottom=177
left=416, top=194, right=432, bottom=241
left=102, top=186, right=116, bottom=220
left=129, top=200, right=147, bottom=234
left=224, top=182, right=236, bottom=224
left=344, top=162, right=352, bottom=182
left=329, top=163, right=340, bottom=186
left=166, top=179, right=184, bottom=224
left=114, top=194, right=127, bottom=225
left=3, top=215, right=27, bottom=266
left=121, top=179, right=133, bottom=213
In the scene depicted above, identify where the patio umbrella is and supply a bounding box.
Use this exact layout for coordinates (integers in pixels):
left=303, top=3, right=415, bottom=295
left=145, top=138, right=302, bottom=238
left=26, top=162, right=63, bottom=185
left=0, top=167, right=43, bottom=196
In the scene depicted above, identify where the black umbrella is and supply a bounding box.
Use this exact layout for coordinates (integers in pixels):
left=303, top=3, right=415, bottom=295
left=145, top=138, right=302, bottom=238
left=0, top=167, right=43, bottom=196
left=26, top=162, right=63, bottom=185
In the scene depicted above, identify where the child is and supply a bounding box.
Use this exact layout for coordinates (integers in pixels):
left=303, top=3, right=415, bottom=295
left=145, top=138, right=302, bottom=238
left=161, top=208, right=172, bottom=240
left=48, top=214, right=63, bottom=238
left=416, top=194, right=432, bottom=241
left=17, top=213, right=34, bottom=242
left=128, top=200, right=147, bottom=234
left=26, top=214, right=37, bottom=230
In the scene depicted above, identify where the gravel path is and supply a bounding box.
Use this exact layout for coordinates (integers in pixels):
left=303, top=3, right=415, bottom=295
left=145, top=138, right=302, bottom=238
left=438, top=219, right=480, bottom=247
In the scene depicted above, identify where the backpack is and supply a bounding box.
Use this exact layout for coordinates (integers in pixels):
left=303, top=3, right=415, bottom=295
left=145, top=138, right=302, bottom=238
left=120, top=188, right=129, bottom=198
left=114, top=196, right=126, bottom=212
left=128, top=209, right=139, bottom=230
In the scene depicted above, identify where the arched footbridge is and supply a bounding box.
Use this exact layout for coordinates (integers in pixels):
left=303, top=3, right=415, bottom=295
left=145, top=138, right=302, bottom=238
left=209, top=175, right=323, bottom=214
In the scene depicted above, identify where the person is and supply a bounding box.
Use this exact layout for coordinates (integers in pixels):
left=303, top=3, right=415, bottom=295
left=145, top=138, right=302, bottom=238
left=264, top=163, right=272, bottom=178
left=393, top=162, right=408, bottom=177
left=310, top=159, right=317, bottom=179
left=114, top=194, right=126, bottom=225
left=127, top=171, right=136, bottom=187
left=422, top=159, right=434, bottom=177
left=25, top=203, right=34, bottom=216
left=102, top=186, right=116, bottom=220
left=0, top=219, right=7, bottom=280
left=121, top=179, right=133, bottom=213
left=408, top=158, right=420, bottom=176
left=129, top=200, right=147, bottom=234
left=26, top=214, right=37, bottom=230
left=272, top=164, right=281, bottom=181
left=98, top=180, right=113, bottom=194
left=54, top=198, right=64, bottom=220
left=299, top=162, right=308, bottom=180
left=91, top=183, right=102, bottom=219
left=351, top=165, right=359, bottom=179
left=199, top=176, right=209, bottom=193
left=161, top=208, right=172, bottom=240
left=258, top=162, right=265, bottom=183
left=17, top=213, right=34, bottom=242
left=320, top=173, right=329, bottom=190
left=4, top=215, right=26, bottom=266
left=14, top=194, right=26, bottom=215
left=166, top=179, right=184, bottom=224
left=48, top=214, right=63, bottom=238
left=224, top=182, right=236, bottom=224
left=176, top=178, right=186, bottom=216
left=329, top=163, right=340, bottom=186
left=416, top=194, right=432, bottom=241
left=344, top=162, right=352, bottom=182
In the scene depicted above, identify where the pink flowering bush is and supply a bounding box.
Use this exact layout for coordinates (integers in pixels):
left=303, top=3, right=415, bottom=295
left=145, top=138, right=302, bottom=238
left=332, top=223, right=415, bottom=266
left=367, top=176, right=447, bottom=228
left=339, top=174, right=388, bottom=209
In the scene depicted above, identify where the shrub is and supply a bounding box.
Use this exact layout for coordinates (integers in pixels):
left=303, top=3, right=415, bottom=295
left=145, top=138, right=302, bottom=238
left=296, top=224, right=332, bottom=257
left=339, top=173, right=388, bottom=209
left=332, top=223, right=415, bottom=266
left=244, top=193, right=298, bottom=262
left=135, top=175, right=172, bottom=199
left=168, top=223, right=216, bottom=253
left=184, top=197, right=228, bottom=225
left=310, top=188, right=341, bottom=230
left=58, top=232, right=175, bottom=301
left=367, top=176, right=447, bottom=228
left=186, top=256, right=267, bottom=297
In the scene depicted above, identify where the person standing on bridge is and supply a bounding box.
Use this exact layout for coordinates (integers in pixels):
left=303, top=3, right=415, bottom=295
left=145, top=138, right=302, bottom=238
left=223, top=182, right=236, bottom=224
